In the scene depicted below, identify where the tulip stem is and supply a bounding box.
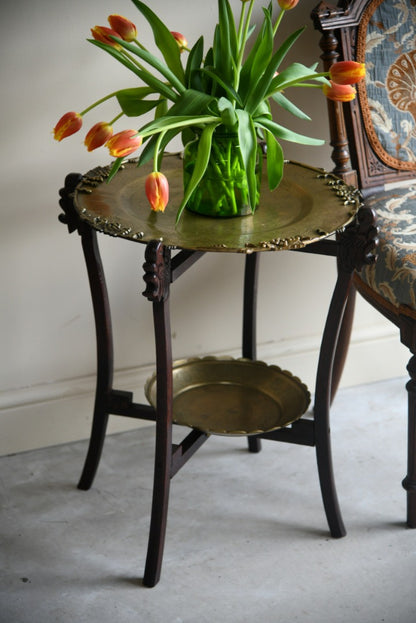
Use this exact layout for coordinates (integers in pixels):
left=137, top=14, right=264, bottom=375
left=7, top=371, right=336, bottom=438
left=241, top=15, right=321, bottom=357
left=235, top=0, right=256, bottom=93
left=133, top=38, right=148, bottom=52
left=269, top=72, right=330, bottom=96
left=122, top=50, right=148, bottom=74
left=80, top=92, right=119, bottom=116
left=153, top=131, right=165, bottom=173
left=273, top=9, right=285, bottom=37
left=290, top=82, right=327, bottom=88
left=109, top=111, right=124, bottom=125
left=237, top=2, right=248, bottom=48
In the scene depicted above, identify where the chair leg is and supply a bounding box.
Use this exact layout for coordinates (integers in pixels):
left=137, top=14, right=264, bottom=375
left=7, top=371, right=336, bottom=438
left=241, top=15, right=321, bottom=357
left=403, top=355, right=416, bottom=528
left=314, top=271, right=352, bottom=538
left=78, top=227, right=114, bottom=491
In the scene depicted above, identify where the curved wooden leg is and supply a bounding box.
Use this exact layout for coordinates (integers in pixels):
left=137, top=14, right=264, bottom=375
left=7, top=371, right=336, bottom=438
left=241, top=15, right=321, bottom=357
left=59, top=175, right=111, bottom=490
left=403, top=355, right=416, bottom=528
left=314, top=270, right=352, bottom=538
left=142, top=242, right=173, bottom=587
left=330, top=285, right=356, bottom=404
left=243, top=253, right=262, bottom=453
left=143, top=297, right=173, bottom=588
left=78, top=227, right=113, bottom=491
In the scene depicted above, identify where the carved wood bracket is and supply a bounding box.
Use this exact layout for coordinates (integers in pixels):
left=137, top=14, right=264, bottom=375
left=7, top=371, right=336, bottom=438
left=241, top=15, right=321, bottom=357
left=338, top=206, right=379, bottom=273
left=142, top=240, right=171, bottom=302
left=311, top=1, right=366, bottom=31
left=58, top=173, right=83, bottom=234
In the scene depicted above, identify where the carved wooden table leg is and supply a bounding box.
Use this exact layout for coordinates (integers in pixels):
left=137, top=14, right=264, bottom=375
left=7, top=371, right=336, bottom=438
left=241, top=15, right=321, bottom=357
left=314, top=269, right=351, bottom=538
left=142, top=241, right=173, bottom=587
left=77, top=226, right=114, bottom=490
left=243, top=253, right=262, bottom=453
left=59, top=173, right=114, bottom=491
left=314, top=206, right=378, bottom=537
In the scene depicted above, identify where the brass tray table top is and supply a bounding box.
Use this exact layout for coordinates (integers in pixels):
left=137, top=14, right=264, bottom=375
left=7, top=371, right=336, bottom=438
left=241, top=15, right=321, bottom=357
left=145, top=356, right=311, bottom=436
left=74, top=155, right=360, bottom=252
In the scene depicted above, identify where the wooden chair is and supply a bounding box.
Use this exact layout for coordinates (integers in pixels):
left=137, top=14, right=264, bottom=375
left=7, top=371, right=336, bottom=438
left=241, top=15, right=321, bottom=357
left=312, top=0, right=416, bottom=527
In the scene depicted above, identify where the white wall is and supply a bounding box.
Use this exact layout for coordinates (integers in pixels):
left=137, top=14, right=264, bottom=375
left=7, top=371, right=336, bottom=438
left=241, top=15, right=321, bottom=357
left=0, top=0, right=408, bottom=455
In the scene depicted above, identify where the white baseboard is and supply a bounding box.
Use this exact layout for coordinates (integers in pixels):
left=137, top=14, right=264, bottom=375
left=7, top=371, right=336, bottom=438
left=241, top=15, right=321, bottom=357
left=0, top=326, right=408, bottom=456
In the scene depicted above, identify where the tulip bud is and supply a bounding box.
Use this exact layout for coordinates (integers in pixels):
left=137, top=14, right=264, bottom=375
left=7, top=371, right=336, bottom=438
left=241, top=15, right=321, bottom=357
left=323, top=81, right=357, bottom=102
left=84, top=122, right=113, bottom=152
left=108, top=14, right=137, bottom=42
left=171, top=31, right=188, bottom=52
left=329, top=61, right=366, bottom=85
left=145, top=172, right=169, bottom=212
left=91, top=26, right=122, bottom=50
left=278, top=0, right=299, bottom=10
left=106, top=129, right=143, bottom=158
left=53, top=111, right=83, bottom=141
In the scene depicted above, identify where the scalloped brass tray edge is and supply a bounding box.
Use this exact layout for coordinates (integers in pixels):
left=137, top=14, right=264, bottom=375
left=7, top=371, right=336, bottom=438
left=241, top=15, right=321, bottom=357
left=73, top=157, right=361, bottom=253
left=145, top=356, right=311, bottom=436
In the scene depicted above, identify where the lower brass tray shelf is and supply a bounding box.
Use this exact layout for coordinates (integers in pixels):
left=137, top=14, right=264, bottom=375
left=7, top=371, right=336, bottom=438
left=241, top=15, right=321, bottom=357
left=145, top=356, right=310, bottom=436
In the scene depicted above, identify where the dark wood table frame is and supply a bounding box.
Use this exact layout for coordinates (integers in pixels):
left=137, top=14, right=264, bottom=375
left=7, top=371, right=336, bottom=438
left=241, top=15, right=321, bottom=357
left=58, top=164, right=377, bottom=587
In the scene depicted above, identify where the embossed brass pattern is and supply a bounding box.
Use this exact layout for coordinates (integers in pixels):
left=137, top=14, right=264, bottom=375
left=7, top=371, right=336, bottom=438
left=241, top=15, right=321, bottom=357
left=145, top=356, right=311, bottom=436
left=74, top=155, right=361, bottom=253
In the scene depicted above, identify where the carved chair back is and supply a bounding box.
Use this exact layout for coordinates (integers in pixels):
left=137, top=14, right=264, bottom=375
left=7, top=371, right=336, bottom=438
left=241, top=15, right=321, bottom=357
left=312, top=0, right=416, bottom=195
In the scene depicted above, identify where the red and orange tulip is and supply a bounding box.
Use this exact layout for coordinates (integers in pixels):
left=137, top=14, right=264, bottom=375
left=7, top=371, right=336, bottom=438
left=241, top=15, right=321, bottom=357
left=329, top=61, right=366, bottom=85
left=323, top=81, right=357, bottom=102
left=84, top=122, right=113, bottom=152
left=171, top=31, right=188, bottom=52
left=91, top=26, right=122, bottom=50
left=145, top=172, right=169, bottom=212
left=108, top=14, right=137, bottom=42
left=277, top=0, right=299, bottom=10
left=53, top=111, right=82, bottom=141
left=106, top=129, right=142, bottom=157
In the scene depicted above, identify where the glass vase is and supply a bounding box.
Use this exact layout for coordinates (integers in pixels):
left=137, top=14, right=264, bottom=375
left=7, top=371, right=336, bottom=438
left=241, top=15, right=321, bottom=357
left=183, top=131, right=261, bottom=218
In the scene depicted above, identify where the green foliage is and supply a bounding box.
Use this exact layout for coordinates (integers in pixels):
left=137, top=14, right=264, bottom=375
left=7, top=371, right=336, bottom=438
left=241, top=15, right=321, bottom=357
left=130, top=0, right=185, bottom=84
left=176, top=123, right=220, bottom=222
left=116, top=88, right=159, bottom=116
left=89, top=0, right=328, bottom=216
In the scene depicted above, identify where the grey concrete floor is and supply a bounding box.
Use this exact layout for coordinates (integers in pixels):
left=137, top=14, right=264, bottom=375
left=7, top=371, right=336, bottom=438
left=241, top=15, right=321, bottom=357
left=1, top=376, right=415, bottom=623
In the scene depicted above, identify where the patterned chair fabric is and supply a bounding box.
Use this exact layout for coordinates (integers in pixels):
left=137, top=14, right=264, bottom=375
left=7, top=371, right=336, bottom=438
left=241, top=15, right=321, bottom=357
left=355, top=0, right=416, bottom=311
left=358, top=185, right=416, bottom=310
left=357, top=0, right=416, bottom=170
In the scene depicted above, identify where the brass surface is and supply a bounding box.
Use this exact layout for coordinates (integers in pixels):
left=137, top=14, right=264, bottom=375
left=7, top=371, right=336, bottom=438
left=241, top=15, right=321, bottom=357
left=145, top=356, right=311, bottom=436
left=74, top=155, right=360, bottom=252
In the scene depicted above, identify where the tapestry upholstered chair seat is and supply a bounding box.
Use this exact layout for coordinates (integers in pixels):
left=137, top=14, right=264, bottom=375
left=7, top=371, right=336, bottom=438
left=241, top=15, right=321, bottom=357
left=312, top=0, right=416, bottom=528
left=359, top=185, right=416, bottom=312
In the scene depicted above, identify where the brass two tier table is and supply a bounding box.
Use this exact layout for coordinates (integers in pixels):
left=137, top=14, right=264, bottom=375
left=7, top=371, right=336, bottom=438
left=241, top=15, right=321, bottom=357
left=59, top=154, right=377, bottom=587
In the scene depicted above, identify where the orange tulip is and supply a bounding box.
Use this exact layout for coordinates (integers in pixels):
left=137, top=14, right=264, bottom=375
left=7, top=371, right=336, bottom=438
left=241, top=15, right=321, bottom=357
left=108, top=14, right=137, bottom=42
left=84, top=122, right=113, bottom=152
left=91, top=25, right=122, bottom=50
left=106, top=129, right=142, bottom=157
left=278, top=0, right=299, bottom=9
left=329, top=61, right=366, bottom=85
left=145, top=172, right=169, bottom=212
left=53, top=111, right=82, bottom=141
left=323, top=81, right=356, bottom=102
left=171, top=31, right=188, bottom=52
